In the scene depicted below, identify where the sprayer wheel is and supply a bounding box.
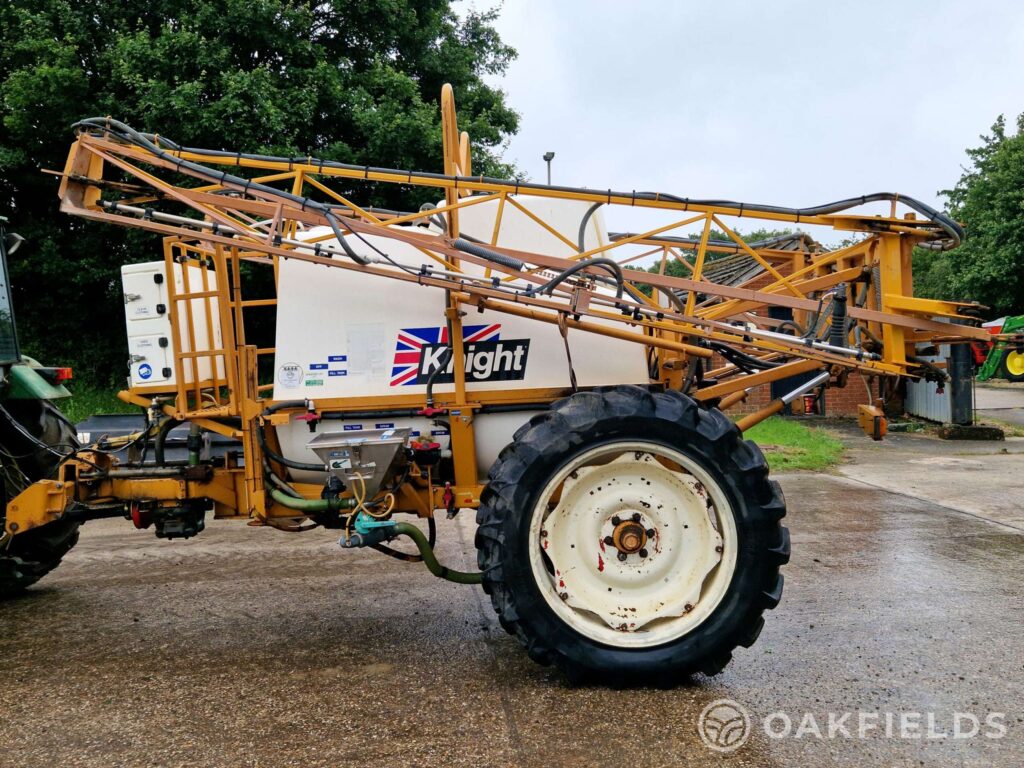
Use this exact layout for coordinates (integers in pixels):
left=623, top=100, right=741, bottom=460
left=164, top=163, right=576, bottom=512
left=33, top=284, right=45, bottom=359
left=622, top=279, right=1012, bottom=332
left=0, top=401, right=81, bottom=597
left=475, top=385, right=788, bottom=684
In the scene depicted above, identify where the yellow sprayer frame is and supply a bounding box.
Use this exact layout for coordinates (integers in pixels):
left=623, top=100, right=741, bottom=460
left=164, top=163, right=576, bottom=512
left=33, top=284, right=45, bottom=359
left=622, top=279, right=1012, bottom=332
left=4, top=84, right=990, bottom=537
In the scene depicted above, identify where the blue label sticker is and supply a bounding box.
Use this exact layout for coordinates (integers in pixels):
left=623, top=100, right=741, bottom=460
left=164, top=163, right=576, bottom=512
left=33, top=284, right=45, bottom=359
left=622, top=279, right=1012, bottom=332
left=375, top=422, right=395, bottom=429
left=343, top=424, right=363, bottom=431
left=138, top=363, right=153, bottom=380
left=328, top=370, right=347, bottom=377
left=328, top=355, right=348, bottom=362
left=410, top=431, right=421, bottom=437
left=309, top=363, right=328, bottom=370
left=431, top=429, right=450, bottom=436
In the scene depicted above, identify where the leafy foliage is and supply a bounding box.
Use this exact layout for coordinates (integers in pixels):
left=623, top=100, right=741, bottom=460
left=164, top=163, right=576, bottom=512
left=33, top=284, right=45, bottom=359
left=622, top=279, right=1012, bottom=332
left=914, top=114, right=1024, bottom=316
left=0, top=0, right=519, bottom=384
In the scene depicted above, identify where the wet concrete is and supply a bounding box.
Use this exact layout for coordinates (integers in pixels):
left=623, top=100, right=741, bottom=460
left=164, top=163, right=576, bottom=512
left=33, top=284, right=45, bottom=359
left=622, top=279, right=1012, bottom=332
left=837, top=422, right=1024, bottom=530
left=1, top=468, right=1022, bottom=766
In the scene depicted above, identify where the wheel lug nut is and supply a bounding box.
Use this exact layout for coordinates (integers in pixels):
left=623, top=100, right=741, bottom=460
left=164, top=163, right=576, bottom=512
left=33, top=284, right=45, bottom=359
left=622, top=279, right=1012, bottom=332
left=611, top=516, right=622, bottom=525
left=639, top=548, right=648, bottom=558
left=646, top=528, right=656, bottom=537
left=603, top=536, right=614, bottom=546
left=631, top=512, right=642, bottom=522
left=617, top=552, right=628, bottom=562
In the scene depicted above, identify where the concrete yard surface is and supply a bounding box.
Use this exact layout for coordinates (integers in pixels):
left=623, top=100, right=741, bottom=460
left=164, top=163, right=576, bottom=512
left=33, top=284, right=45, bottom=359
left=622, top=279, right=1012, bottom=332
left=837, top=422, right=1024, bottom=530
left=0, top=435, right=1022, bottom=767
left=975, top=381, right=1024, bottom=428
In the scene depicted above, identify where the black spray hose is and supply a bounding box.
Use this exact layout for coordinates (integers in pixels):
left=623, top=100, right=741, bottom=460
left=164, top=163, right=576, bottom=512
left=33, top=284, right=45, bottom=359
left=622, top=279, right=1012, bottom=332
left=577, top=202, right=604, bottom=251
left=74, top=119, right=963, bottom=251
left=654, top=285, right=687, bottom=313
left=775, top=319, right=806, bottom=336
left=452, top=238, right=525, bottom=272
left=711, top=342, right=783, bottom=371
left=681, top=354, right=702, bottom=394
left=424, top=297, right=457, bottom=409
left=258, top=401, right=325, bottom=473
left=535, top=257, right=624, bottom=299
left=71, top=118, right=373, bottom=266
left=153, top=417, right=182, bottom=466
left=829, top=283, right=849, bottom=348
left=424, top=347, right=453, bottom=409
left=262, top=459, right=303, bottom=499
left=454, top=235, right=627, bottom=301
left=642, top=191, right=962, bottom=251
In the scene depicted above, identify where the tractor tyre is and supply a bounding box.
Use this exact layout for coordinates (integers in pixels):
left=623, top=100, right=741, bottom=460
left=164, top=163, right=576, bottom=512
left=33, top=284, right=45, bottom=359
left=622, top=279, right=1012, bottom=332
left=0, top=400, right=81, bottom=597
left=997, top=349, right=1024, bottom=382
left=475, top=385, right=788, bottom=684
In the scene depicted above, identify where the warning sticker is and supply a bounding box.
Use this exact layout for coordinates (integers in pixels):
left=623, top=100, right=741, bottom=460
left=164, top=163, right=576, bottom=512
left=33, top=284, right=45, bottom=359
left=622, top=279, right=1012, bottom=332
left=277, top=363, right=303, bottom=388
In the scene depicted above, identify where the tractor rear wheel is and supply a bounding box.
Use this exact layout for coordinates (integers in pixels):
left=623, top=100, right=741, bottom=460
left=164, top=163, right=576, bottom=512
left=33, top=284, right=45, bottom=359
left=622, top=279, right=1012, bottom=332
left=475, top=386, right=788, bottom=683
left=998, top=349, right=1024, bottom=382
left=0, top=400, right=81, bottom=597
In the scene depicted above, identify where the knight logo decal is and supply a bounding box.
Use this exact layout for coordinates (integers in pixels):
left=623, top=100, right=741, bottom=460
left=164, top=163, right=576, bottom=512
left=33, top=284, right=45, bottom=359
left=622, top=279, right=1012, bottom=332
left=390, top=324, right=529, bottom=386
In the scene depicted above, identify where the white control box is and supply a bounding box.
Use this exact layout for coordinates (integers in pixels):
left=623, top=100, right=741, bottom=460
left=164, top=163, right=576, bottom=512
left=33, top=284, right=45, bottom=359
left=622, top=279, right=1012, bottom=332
left=121, top=261, right=224, bottom=389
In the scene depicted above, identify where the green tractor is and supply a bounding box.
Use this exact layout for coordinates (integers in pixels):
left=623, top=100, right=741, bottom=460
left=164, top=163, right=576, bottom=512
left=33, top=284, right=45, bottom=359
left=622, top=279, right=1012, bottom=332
left=0, top=217, right=81, bottom=595
left=977, top=315, right=1024, bottom=383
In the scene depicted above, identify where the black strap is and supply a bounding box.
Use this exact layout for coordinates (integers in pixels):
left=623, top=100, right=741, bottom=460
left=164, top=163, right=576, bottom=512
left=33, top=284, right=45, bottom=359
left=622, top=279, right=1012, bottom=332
left=557, top=314, right=578, bottom=393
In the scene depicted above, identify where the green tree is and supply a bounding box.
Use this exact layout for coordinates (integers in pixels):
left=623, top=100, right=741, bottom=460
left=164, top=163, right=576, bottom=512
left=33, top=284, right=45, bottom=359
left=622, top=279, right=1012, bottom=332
left=0, top=0, right=519, bottom=385
left=913, top=114, right=1024, bottom=316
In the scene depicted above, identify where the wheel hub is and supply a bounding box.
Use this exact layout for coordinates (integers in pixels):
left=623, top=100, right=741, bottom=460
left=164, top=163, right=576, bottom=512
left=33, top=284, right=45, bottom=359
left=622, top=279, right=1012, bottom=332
left=608, top=515, right=649, bottom=556
left=537, top=450, right=728, bottom=641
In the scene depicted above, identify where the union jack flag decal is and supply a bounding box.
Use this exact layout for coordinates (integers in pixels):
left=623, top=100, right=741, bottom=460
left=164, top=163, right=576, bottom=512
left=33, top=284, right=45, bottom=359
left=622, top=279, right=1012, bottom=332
left=390, top=324, right=502, bottom=386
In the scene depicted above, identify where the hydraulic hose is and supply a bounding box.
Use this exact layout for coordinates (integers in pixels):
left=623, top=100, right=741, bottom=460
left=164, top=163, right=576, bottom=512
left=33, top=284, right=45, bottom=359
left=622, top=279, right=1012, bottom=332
left=424, top=297, right=457, bottom=409
left=75, top=119, right=963, bottom=250
left=263, top=459, right=303, bottom=499
left=453, top=238, right=524, bottom=271
left=710, top=342, right=782, bottom=370
left=577, top=202, right=604, bottom=251
left=71, top=118, right=372, bottom=265
left=258, top=401, right=326, bottom=473
left=391, top=522, right=483, bottom=584
left=536, top=258, right=624, bottom=299
left=829, top=283, right=849, bottom=348
left=268, top=487, right=357, bottom=512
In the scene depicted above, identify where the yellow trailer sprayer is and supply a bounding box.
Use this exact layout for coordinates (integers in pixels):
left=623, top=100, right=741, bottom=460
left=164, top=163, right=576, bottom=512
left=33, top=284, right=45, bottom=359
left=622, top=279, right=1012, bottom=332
left=1, top=85, right=996, bottom=683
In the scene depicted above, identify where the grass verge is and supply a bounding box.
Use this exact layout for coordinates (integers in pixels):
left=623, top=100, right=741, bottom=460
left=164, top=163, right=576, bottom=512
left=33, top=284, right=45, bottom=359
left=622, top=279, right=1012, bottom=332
left=743, top=415, right=844, bottom=472
left=977, top=416, right=1024, bottom=438
left=57, top=384, right=137, bottom=425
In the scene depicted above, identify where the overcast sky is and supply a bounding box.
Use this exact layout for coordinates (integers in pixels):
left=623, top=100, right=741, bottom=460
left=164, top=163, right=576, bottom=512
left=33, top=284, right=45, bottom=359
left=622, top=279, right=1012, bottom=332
left=475, top=0, right=1024, bottom=243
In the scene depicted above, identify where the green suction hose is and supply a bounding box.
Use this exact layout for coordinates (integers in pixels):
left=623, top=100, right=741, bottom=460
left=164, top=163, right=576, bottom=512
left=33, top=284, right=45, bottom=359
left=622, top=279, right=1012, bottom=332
left=267, top=489, right=481, bottom=584
left=391, top=522, right=483, bottom=584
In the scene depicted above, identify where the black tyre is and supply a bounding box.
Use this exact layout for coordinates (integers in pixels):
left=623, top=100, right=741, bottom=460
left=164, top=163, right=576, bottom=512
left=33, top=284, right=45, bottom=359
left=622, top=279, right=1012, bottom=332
left=997, top=349, right=1024, bottom=382
left=0, top=400, right=81, bottom=596
left=475, top=386, right=788, bottom=683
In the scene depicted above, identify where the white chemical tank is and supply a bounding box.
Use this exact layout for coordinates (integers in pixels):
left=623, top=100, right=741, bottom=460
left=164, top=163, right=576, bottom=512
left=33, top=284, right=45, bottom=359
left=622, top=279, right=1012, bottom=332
left=272, top=195, right=649, bottom=481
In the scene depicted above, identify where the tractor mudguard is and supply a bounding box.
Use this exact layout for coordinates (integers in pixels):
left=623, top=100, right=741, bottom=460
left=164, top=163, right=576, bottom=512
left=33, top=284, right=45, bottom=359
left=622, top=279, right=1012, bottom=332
left=5, top=360, right=72, bottom=399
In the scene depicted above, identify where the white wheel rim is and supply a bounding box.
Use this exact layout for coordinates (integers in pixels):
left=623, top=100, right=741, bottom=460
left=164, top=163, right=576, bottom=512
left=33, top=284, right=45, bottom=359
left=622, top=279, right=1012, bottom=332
left=528, top=441, right=738, bottom=649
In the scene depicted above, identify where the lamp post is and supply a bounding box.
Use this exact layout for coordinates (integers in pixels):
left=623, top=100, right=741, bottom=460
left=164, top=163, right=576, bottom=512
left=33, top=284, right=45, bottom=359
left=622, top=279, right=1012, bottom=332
left=543, top=151, right=555, bottom=185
